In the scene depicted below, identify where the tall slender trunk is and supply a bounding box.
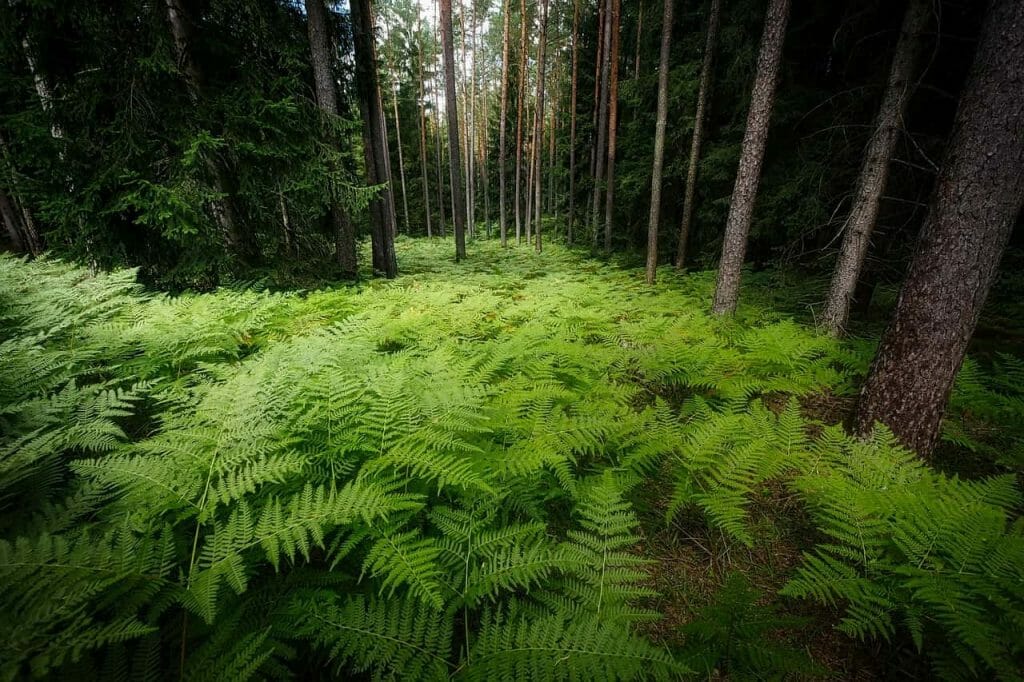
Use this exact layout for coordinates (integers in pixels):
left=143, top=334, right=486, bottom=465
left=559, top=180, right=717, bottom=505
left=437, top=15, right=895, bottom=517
left=525, top=99, right=535, bottom=241
left=351, top=0, right=398, bottom=277
left=498, top=0, right=511, bottom=246
left=533, top=0, right=550, bottom=252
left=305, top=0, right=357, bottom=276
left=469, top=1, right=478, bottom=236
left=416, top=25, right=433, bottom=237
left=855, top=0, right=1024, bottom=458
left=645, top=0, right=674, bottom=285
left=567, top=0, right=580, bottom=246
left=481, top=83, right=491, bottom=238
left=391, top=81, right=411, bottom=233
left=602, top=0, right=621, bottom=253
left=589, top=0, right=605, bottom=204
left=591, top=0, right=613, bottom=243
left=432, top=5, right=448, bottom=238
left=676, top=0, right=721, bottom=269
left=440, top=0, right=467, bottom=260
left=548, top=101, right=556, bottom=216
left=165, top=0, right=253, bottom=262
left=514, top=0, right=528, bottom=245
left=821, top=0, right=929, bottom=335
left=710, top=0, right=790, bottom=315
left=634, top=0, right=643, bottom=80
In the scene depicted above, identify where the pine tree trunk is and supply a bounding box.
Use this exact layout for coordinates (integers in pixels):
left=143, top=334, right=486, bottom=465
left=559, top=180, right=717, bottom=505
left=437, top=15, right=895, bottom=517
left=645, top=0, right=674, bottom=285
left=821, top=0, right=929, bottom=336
left=588, top=0, right=605, bottom=227
left=675, top=0, right=720, bottom=269
left=416, top=25, right=433, bottom=237
left=432, top=6, right=448, bottom=239
left=0, top=189, right=25, bottom=252
left=391, top=81, right=411, bottom=233
left=165, top=0, right=254, bottom=263
left=548, top=102, right=556, bottom=217
left=854, top=0, right=1024, bottom=458
left=590, top=0, right=613, bottom=243
left=351, top=0, right=398, bottom=277
left=305, top=0, right=357, bottom=276
left=0, top=132, right=42, bottom=255
left=514, top=0, right=528, bottom=245
left=498, top=0, right=511, bottom=246
left=525, top=99, right=534, bottom=241
left=533, top=0, right=550, bottom=253
left=602, top=0, right=621, bottom=253
left=567, top=0, right=579, bottom=246
left=710, top=0, right=789, bottom=315
left=440, top=0, right=468, bottom=260
left=634, top=0, right=643, bottom=80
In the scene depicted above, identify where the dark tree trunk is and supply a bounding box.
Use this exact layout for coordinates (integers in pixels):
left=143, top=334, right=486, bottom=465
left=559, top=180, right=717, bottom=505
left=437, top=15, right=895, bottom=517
left=498, top=0, right=511, bottom=246
left=351, top=0, right=398, bottom=277
left=602, top=0, right=621, bottom=253
left=590, top=0, right=613, bottom=243
left=0, top=189, right=25, bottom=252
left=675, top=0, right=720, bottom=269
left=440, top=0, right=467, bottom=260
left=165, top=0, right=254, bottom=263
left=533, top=0, right=550, bottom=253
left=711, top=0, right=789, bottom=315
left=567, top=0, right=579, bottom=246
left=305, top=0, right=357, bottom=277
left=822, top=0, right=929, bottom=335
left=644, top=0, right=674, bottom=285
left=514, top=0, right=528, bottom=245
left=855, top=0, right=1024, bottom=458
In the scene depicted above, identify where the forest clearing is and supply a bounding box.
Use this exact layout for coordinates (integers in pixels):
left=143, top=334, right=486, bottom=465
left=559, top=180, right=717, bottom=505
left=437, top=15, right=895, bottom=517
left=2, top=0, right=1023, bottom=678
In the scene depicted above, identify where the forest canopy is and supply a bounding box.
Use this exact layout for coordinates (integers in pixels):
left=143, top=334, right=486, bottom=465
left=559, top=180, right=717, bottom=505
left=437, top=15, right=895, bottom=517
left=1, top=0, right=1022, bottom=679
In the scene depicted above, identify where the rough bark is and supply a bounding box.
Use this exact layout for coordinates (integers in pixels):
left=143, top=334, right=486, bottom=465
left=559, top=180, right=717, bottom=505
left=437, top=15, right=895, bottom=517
left=305, top=0, right=357, bottom=276
left=710, top=0, right=789, bottom=315
left=533, top=0, right=550, bottom=253
left=854, top=0, right=1024, bottom=458
left=602, top=0, right=621, bottom=253
left=514, top=0, right=528, bottom=245
left=416, top=26, right=433, bottom=237
left=634, top=0, right=643, bottom=80
left=351, top=0, right=398, bottom=277
left=498, top=0, right=511, bottom=246
left=821, top=0, right=929, bottom=335
left=165, top=0, right=253, bottom=262
left=0, top=189, right=25, bottom=252
left=440, top=0, right=467, bottom=260
left=590, top=0, right=613, bottom=242
left=588, top=0, right=605, bottom=222
left=432, top=5, right=448, bottom=238
left=675, top=0, right=720, bottom=269
left=390, top=80, right=410, bottom=233
left=567, top=0, right=579, bottom=246
left=644, top=0, right=674, bottom=285
left=0, top=132, right=42, bottom=255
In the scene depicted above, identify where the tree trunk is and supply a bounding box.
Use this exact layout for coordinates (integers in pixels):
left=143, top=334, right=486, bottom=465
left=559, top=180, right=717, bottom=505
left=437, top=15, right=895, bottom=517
left=391, top=81, right=411, bottom=233
left=644, top=0, right=674, bottom=285
left=602, top=0, right=621, bottom=253
left=305, top=0, right=357, bottom=276
left=590, top=0, right=613, bottom=243
left=514, top=0, right=528, bottom=245
left=588, top=0, right=605, bottom=229
left=710, top=0, right=789, bottom=315
left=821, top=0, right=929, bottom=336
left=567, top=0, right=579, bottom=246
left=634, top=0, right=643, bottom=80
left=498, top=0, right=511, bottom=246
left=416, top=25, right=433, bottom=237
left=440, top=0, right=468, bottom=260
left=432, top=5, right=448, bottom=239
left=533, top=0, right=550, bottom=252
left=0, top=189, right=25, bottom=252
left=0, top=132, right=42, bottom=255
left=854, top=0, right=1024, bottom=458
left=675, top=0, right=720, bottom=269
left=165, top=0, right=253, bottom=262
left=548, top=101, right=556, bottom=217
left=351, top=0, right=398, bottom=277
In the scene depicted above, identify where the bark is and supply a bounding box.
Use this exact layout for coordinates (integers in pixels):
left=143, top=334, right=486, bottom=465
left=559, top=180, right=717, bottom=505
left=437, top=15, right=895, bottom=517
left=634, top=0, right=643, bottom=80
left=602, top=0, right=621, bottom=253
left=305, top=0, right=357, bottom=276
left=498, top=0, right=511, bottom=246
left=351, top=0, right=398, bottom=277
left=548, top=102, right=556, bottom=217
left=533, top=0, right=550, bottom=252
left=710, top=0, right=790, bottom=315
left=0, top=133, right=42, bottom=255
left=440, top=0, right=467, bottom=260
left=675, top=0, right=720, bottom=269
left=644, top=0, right=674, bottom=285
left=514, top=0, right=528, bottom=244
left=165, top=0, right=254, bottom=263
left=590, top=0, right=613, bottom=242
left=390, top=80, right=411, bottom=233
left=432, top=6, right=448, bottom=238
left=0, top=189, right=25, bottom=252
left=854, top=0, right=1024, bottom=458
left=567, top=0, right=579, bottom=246
left=821, top=0, right=929, bottom=335
left=416, top=25, right=432, bottom=237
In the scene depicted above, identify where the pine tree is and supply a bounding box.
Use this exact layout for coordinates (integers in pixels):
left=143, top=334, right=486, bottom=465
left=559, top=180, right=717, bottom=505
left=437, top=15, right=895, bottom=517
left=440, top=0, right=467, bottom=260
left=644, top=0, right=673, bottom=285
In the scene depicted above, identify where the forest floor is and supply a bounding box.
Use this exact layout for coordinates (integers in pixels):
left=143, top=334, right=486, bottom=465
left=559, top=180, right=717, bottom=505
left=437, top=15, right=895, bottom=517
left=4, top=235, right=1021, bottom=679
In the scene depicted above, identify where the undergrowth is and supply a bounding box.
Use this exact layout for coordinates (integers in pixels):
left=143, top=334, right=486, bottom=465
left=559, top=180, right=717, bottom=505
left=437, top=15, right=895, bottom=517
left=1, top=237, right=1021, bottom=680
